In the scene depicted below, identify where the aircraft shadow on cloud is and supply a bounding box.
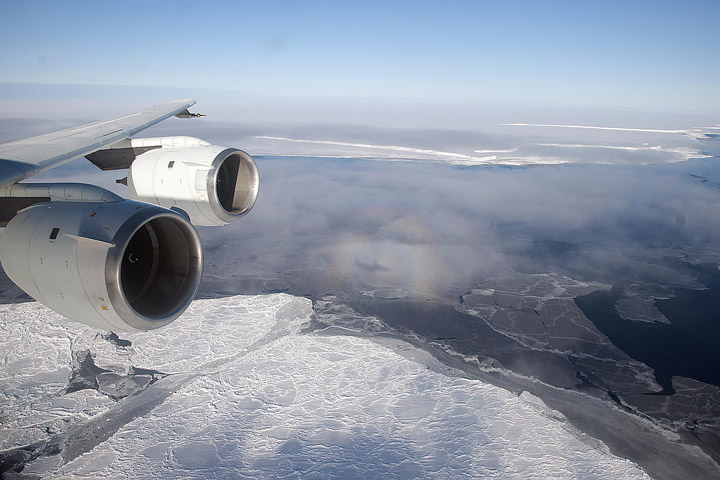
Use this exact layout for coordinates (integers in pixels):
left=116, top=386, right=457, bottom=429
left=0, top=100, right=259, bottom=331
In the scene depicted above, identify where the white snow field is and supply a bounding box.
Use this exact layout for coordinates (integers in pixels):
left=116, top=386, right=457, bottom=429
left=0, top=294, right=648, bottom=479
left=247, top=122, right=717, bottom=166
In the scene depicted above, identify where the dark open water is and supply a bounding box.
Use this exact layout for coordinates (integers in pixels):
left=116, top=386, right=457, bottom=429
left=575, top=262, right=720, bottom=394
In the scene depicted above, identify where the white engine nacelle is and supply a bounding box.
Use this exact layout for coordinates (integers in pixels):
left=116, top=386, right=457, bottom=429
left=127, top=145, right=259, bottom=226
left=0, top=200, right=203, bottom=331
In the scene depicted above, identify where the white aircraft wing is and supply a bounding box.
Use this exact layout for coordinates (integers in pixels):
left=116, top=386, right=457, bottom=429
left=0, top=99, right=259, bottom=332
left=0, top=99, right=196, bottom=187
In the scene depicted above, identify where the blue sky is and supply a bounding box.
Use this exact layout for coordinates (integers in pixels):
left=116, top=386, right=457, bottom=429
left=0, top=1, right=718, bottom=112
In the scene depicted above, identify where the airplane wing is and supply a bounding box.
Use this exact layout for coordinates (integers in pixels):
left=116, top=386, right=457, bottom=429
left=0, top=99, right=196, bottom=188
left=0, top=99, right=259, bottom=332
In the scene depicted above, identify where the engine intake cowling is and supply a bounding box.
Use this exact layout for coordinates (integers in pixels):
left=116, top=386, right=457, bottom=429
left=127, top=145, right=259, bottom=226
left=0, top=200, right=203, bottom=331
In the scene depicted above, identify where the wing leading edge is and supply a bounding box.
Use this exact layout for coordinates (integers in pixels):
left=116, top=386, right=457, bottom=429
left=0, top=99, right=196, bottom=188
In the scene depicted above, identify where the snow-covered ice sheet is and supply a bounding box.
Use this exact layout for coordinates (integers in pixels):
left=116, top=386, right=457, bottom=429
left=247, top=123, right=717, bottom=166
left=1, top=294, right=648, bottom=478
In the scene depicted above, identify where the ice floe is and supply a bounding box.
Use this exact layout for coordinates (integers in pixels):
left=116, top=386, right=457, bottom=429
left=0, top=294, right=649, bottom=478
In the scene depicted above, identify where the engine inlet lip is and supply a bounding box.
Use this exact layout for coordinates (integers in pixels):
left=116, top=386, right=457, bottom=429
left=105, top=205, right=203, bottom=330
left=207, top=148, right=259, bottom=224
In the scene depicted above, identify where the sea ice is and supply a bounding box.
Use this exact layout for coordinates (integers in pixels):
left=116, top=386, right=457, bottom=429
left=0, top=295, right=648, bottom=478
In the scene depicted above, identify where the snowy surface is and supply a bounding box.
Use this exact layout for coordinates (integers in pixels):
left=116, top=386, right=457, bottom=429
left=245, top=123, right=718, bottom=166
left=0, top=294, right=649, bottom=478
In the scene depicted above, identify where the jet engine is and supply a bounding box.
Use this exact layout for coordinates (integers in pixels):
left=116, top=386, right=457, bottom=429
left=127, top=145, right=259, bottom=226
left=0, top=200, right=203, bottom=331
